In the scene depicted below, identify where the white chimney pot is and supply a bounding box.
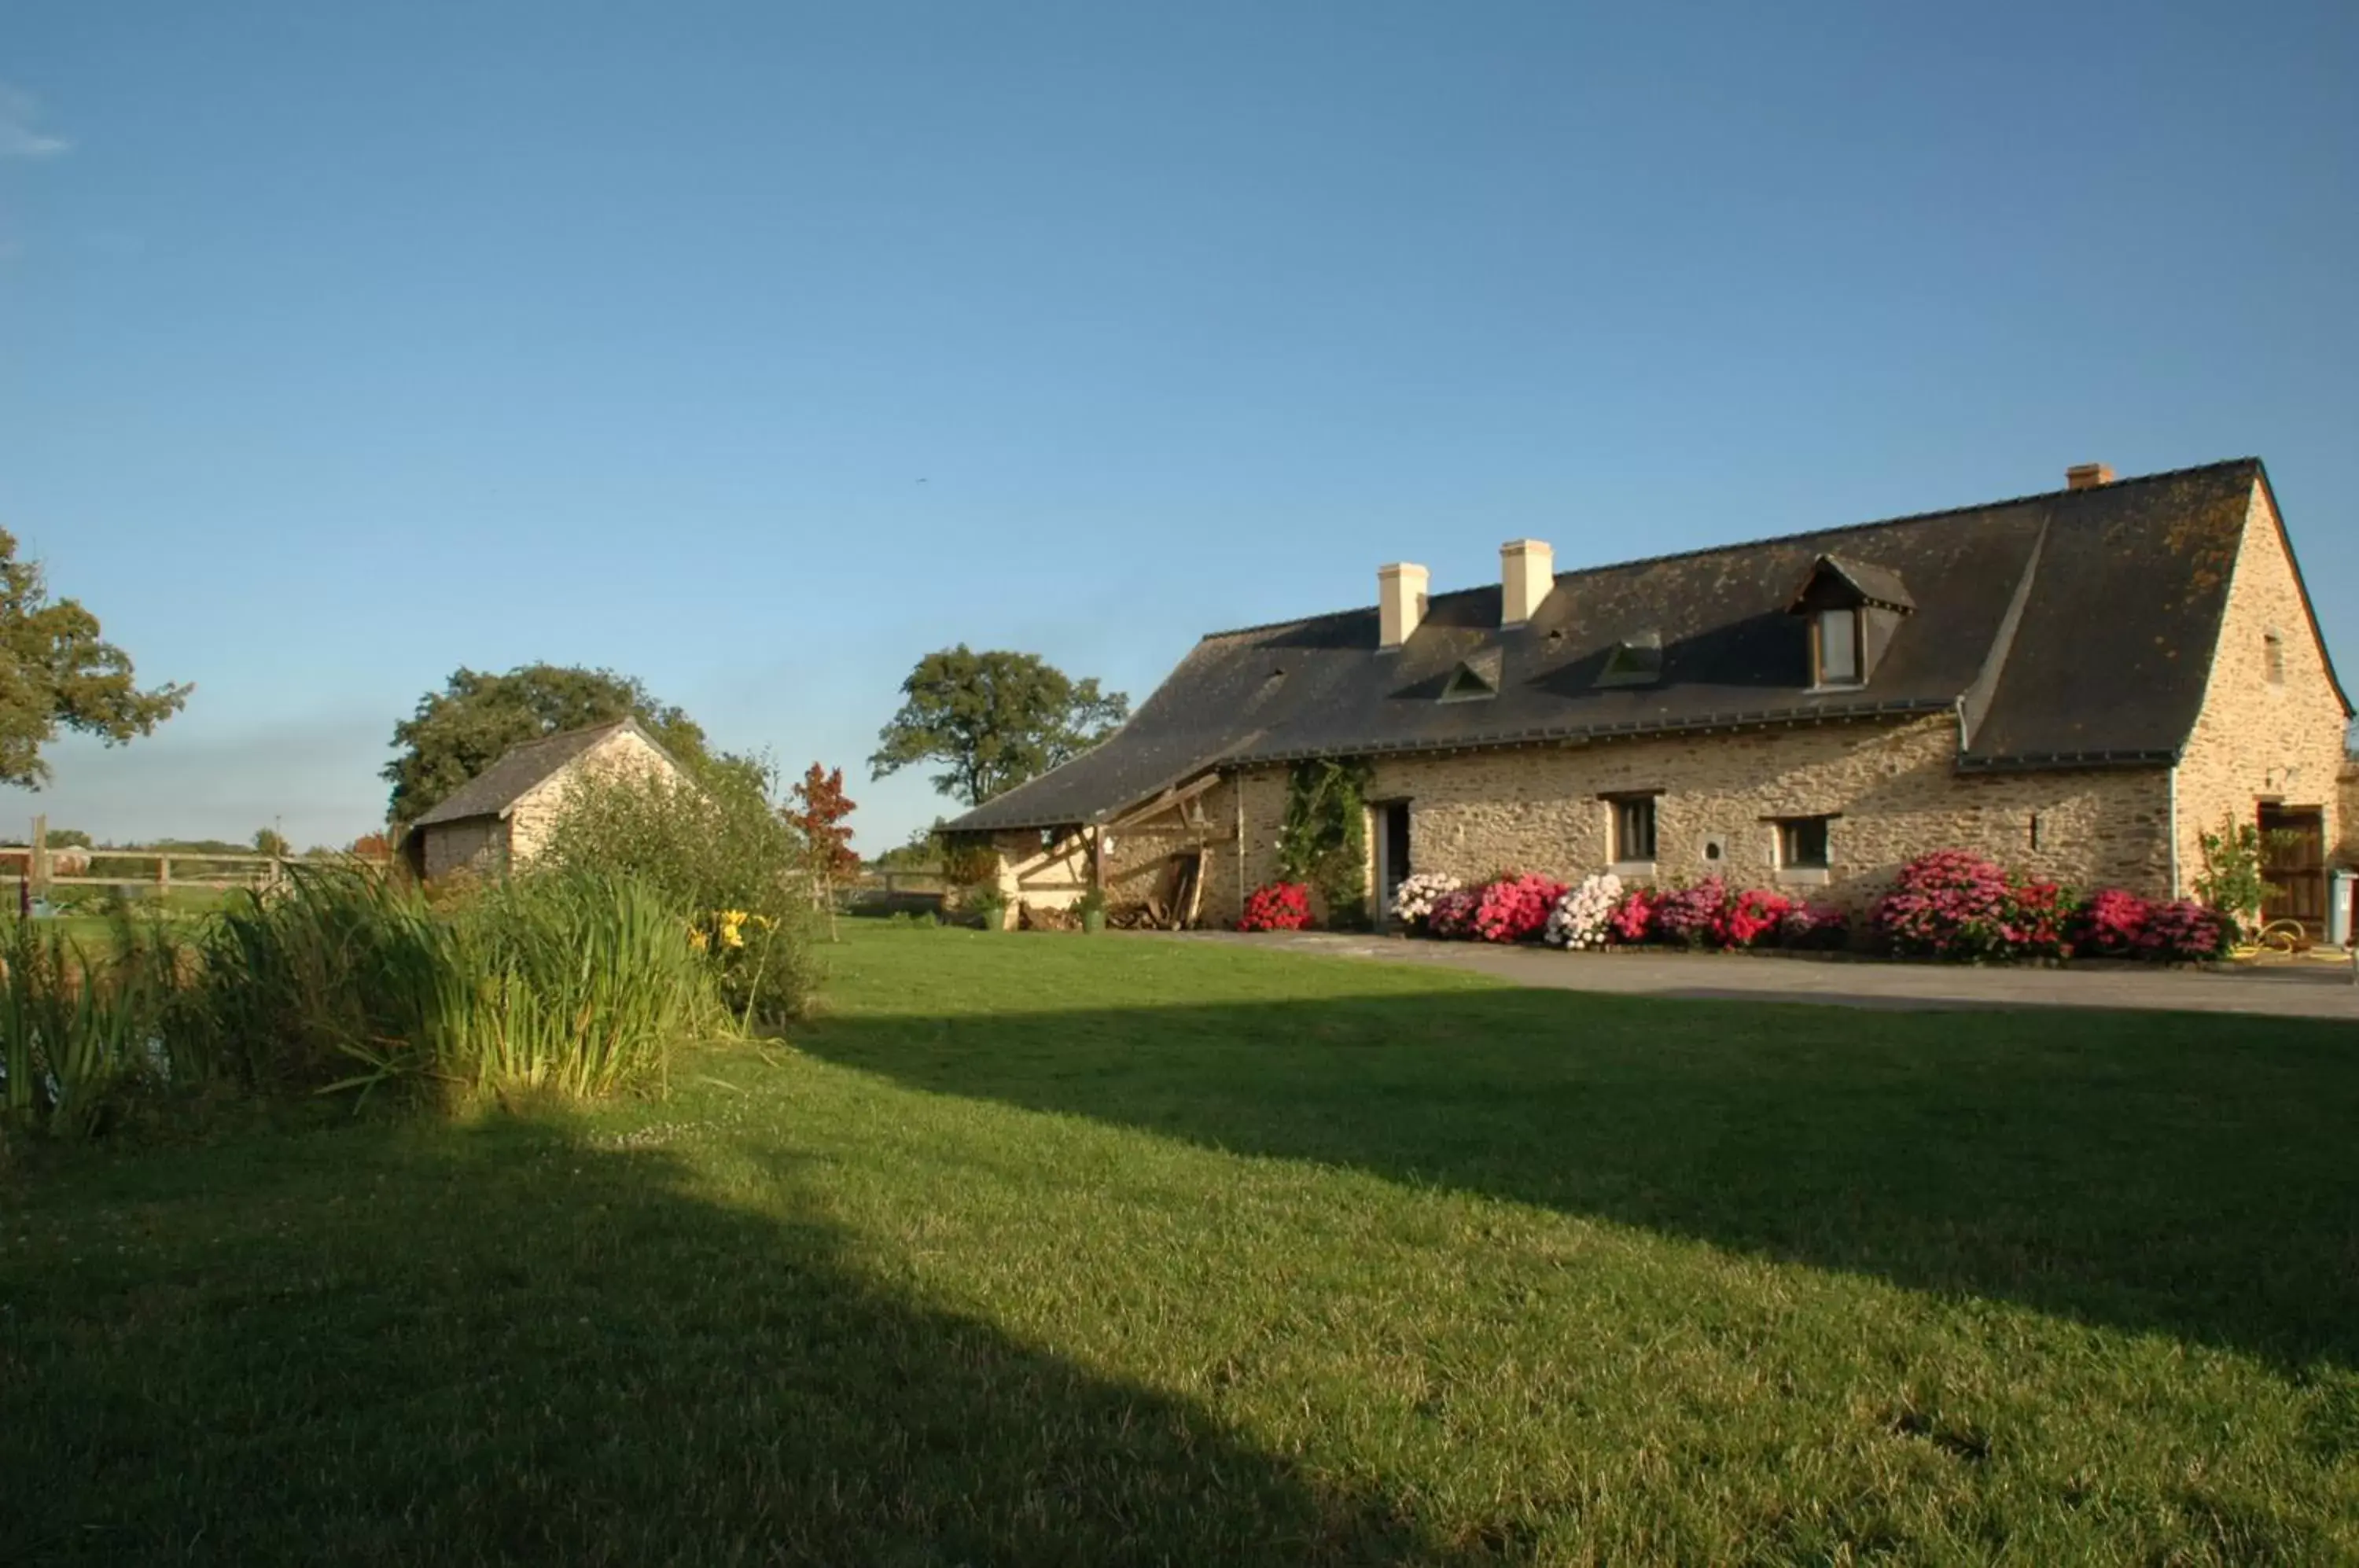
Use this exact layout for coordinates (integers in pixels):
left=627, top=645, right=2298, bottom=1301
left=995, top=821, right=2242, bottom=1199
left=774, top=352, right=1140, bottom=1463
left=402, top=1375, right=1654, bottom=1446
left=1378, top=562, right=1429, bottom=650
left=1500, top=539, right=1555, bottom=627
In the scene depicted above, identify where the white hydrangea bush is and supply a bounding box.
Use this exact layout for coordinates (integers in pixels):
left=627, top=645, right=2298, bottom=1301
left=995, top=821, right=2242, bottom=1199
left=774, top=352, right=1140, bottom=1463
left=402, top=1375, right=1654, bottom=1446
left=1544, top=871, right=1623, bottom=949
left=1390, top=871, right=1464, bottom=929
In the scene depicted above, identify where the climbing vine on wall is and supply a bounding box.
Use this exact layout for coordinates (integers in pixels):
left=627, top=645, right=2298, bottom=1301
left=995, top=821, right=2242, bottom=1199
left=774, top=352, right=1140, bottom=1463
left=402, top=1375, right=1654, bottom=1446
left=1277, top=758, right=1373, bottom=929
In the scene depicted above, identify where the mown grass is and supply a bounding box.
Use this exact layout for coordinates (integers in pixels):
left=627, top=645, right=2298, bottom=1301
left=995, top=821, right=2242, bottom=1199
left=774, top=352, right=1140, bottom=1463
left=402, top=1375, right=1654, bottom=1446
left=5, top=925, right=2357, bottom=1563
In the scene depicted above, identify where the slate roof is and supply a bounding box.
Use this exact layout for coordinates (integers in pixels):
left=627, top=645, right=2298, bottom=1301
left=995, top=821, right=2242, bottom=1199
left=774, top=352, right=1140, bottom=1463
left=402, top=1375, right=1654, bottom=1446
left=413, top=718, right=653, bottom=828
left=950, top=459, right=2346, bottom=832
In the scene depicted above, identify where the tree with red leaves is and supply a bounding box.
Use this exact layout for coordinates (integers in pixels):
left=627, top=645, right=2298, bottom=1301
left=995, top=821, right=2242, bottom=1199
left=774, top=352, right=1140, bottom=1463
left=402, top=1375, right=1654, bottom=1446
left=786, top=764, right=859, bottom=939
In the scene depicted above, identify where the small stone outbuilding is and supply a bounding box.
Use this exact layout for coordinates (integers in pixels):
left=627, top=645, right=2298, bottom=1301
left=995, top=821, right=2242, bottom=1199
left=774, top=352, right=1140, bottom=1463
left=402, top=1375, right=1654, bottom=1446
left=949, top=458, right=2353, bottom=933
left=405, top=718, right=687, bottom=882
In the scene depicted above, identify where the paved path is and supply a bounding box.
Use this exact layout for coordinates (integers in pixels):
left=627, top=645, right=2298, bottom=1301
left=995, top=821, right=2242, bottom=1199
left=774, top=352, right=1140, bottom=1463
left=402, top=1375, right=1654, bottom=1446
left=1168, top=930, right=2359, bottom=1019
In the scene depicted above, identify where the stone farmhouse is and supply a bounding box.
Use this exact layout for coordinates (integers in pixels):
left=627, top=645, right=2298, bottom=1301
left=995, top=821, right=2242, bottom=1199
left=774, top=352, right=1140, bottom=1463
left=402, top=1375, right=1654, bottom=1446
left=949, top=459, right=2353, bottom=933
left=405, top=717, right=686, bottom=882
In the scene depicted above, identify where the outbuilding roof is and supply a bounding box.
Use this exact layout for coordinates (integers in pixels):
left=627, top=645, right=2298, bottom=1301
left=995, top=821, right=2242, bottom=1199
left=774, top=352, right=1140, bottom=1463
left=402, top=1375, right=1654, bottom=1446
left=950, top=459, right=2343, bottom=832
left=412, top=718, right=659, bottom=828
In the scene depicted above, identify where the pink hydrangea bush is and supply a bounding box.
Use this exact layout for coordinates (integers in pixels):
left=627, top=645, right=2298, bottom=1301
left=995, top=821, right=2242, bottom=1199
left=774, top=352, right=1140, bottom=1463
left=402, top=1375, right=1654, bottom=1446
left=2140, top=899, right=2229, bottom=963
left=1652, top=876, right=1730, bottom=948
left=1871, top=850, right=2015, bottom=959
left=1715, top=887, right=1794, bottom=949
left=2073, top=889, right=2151, bottom=958
left=1426, top=887, right=1482, bottom=940
left=1237, top=882, right=1312, bottom=933
left=1474, top=873, right=1567, bottom=944
left=1779, top=901, right=1849, bottom=950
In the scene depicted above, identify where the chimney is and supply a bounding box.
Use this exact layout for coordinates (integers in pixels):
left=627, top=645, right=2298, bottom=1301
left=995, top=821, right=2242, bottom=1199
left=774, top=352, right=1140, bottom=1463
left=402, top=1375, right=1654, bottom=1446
left=2065, top=462, right=2115, bottom=491
left=1500, top=538, right=1555, bottom=627
left=1378, top=562, right=1429, bottom=650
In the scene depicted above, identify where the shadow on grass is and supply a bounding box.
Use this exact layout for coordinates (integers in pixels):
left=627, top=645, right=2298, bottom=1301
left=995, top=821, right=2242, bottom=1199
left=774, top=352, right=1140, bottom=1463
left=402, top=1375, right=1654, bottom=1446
left=1, top=1118, right=1482, bottom=1566
left=799, top=986, right=2359, bottom=1368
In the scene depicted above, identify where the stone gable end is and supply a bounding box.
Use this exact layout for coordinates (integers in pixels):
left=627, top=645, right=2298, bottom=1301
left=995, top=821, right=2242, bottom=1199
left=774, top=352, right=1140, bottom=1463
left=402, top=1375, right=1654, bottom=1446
left=2173, top=479, right=2350, bottom=878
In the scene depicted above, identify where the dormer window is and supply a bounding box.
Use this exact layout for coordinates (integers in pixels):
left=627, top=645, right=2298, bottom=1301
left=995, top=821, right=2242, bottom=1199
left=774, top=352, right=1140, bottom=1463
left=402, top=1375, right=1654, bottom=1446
left=1787, top=554, right=1911, bottom=690
left=1814, top=608, right=1862, bottom=686
left=1596, top=631, right=1663, bottom=687
left=1440, top=649, right=1503, bottom=703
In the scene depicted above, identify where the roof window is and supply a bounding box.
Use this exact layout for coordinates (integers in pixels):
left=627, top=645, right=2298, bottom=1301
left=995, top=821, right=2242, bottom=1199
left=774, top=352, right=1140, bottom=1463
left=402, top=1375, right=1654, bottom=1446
left=1441, top=650, right=1503, bottom=703
left=1595, top=631, right=1662, bottom=687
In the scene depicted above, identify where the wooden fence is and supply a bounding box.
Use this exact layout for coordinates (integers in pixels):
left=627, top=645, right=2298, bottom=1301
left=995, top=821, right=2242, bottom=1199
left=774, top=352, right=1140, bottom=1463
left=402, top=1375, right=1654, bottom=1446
left=5, top=844, right=293, bottom=897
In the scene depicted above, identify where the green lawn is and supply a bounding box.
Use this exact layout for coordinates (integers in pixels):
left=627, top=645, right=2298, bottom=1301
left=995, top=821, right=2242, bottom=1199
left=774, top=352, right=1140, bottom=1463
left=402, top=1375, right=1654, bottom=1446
left=5, top=926, right=2357, bottom=1564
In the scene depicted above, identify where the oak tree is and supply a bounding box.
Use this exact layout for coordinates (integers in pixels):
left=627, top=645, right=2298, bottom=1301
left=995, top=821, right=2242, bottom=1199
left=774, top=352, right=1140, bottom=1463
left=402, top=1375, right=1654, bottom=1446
left=0, top=528, right=189, bottom=786
left=870, top=647, right=1128, bottom=806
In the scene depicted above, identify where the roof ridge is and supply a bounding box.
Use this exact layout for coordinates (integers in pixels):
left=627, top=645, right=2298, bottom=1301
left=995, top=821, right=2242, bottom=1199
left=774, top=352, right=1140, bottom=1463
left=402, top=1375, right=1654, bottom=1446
left=1192, top=458, right=2261, bottom=642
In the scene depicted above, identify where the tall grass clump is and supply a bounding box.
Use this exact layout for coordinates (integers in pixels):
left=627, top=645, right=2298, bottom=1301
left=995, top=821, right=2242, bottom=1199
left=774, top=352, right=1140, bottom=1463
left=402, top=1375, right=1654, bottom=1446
left=174, top=865, right=727, bottom=1107
left=0, top=914, right=186, bottom=1139
left=537, top=757, right=819, bottom=1027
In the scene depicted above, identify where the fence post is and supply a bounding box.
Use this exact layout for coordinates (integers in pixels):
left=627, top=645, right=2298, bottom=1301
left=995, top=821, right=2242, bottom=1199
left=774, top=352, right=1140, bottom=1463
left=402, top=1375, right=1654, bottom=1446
left=30, top=812, right=46, bottom=901
left=158, top=854, right=171, bottom=896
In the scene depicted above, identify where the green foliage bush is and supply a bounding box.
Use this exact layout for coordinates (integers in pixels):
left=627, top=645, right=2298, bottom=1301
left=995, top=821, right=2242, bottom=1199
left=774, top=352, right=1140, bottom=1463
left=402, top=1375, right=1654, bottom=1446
left=535, top=762, right=819, bottom=1025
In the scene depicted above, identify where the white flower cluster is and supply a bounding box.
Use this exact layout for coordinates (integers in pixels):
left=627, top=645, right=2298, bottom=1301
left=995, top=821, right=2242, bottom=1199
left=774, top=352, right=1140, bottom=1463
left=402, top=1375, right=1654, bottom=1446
left=1390, top=870, right=1464, bottom=926
left=1544, top=871, right=1623, bottom=949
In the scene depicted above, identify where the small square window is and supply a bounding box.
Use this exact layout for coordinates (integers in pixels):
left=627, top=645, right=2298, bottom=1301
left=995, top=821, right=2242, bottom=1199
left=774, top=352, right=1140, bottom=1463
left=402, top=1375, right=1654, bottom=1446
left=1777, top=815, right=1831, bottom=870
left=1611, top=796, right=1658, bottom=863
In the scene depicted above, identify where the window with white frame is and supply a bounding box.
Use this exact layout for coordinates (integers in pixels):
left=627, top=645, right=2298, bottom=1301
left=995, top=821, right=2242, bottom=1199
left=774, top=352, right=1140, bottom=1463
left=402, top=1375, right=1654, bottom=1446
left=1610, top=795, right=1658, bottom=863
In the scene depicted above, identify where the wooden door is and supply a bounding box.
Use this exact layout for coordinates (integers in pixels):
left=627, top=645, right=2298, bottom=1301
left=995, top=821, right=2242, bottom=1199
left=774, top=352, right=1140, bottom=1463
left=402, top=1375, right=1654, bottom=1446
left=2259, top=804, right=2326, bottom=931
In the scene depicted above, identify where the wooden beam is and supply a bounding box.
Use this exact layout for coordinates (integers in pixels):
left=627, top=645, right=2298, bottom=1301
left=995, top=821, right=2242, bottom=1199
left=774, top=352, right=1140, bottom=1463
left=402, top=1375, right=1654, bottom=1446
left=1106, top=770, right=1224, bottom=830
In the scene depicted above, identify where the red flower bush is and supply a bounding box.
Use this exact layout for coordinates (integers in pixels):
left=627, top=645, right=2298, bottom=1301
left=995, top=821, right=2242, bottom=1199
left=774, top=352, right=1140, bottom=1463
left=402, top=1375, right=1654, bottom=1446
left=2074, top=888, right=2151, bottom=958
left=1472, top=874, right=1566, bottom=944
left=1717, top=887, right=1794, bottom=949
left=1653, top=876, right=1730, bottom=948
left=1606, top=886, right=1658, bottom=944
left=1238, top=882, right=1312, bottom=933
left=1871, top=850, right=2014, bottom=959
left=1426, top=887, right=1482, bottom=940
left=1999, top=878, right=2075, bottom=960
left=2140, top=899, right=2228, bottom=963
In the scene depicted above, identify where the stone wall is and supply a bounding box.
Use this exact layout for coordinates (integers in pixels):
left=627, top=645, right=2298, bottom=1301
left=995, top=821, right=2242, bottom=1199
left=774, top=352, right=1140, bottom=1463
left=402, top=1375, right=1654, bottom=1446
left=2173, top=479, right=2352, bottom=879
left=421, top=816, right=505, bottom=882
left=506, top=727, right=683, bottom=867
left=1210, top=716, right=2174, bottom=926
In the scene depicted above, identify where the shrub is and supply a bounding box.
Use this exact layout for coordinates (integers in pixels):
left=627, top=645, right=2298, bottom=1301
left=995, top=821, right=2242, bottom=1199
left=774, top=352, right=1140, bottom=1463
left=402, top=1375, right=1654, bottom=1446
left=1717, top=887, right=1792, bottom=949
left=1606, top=886, right=1658, bottom=944
left=1238, top=882, right=1313, bottom=933
left=1426, top=886, right=1483, bottom=940
left=1871, top=850, right=2013, bottom=959
left=536, top=760, right=819, bottom=1023
left=1474, top=874, right=1566, bottom=944
left=1999, top=879, right=2077, bottom=960
left=2140, top=900, right=2229, bottom=963
left=1544, top=873, right=1623, bottom=949
left=2194, top=818, right=2275, bottom=937
left=1778, top=900, right=1849, bottom=950
left=1390, top=871, right=1464, bottom=932
left=1653, top=877, right=1730, bottom=948
left=2074, top=888, right=2151, bottom=957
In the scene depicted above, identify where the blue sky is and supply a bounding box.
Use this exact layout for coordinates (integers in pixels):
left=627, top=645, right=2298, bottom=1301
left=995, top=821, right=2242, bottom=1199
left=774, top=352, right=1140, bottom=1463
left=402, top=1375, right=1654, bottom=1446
left=5, top=1, right=2354, bottom=852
